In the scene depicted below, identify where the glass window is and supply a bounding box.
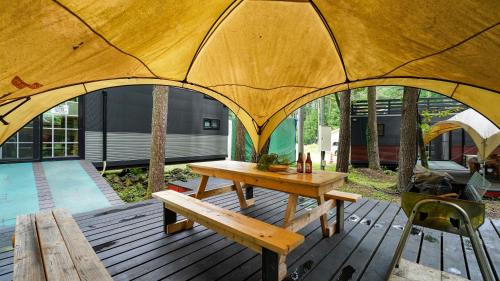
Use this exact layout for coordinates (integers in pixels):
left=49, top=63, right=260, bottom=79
left=67, top=116, right=78, bottom=128
left=18, top=127, right=33, bottom=142
left=1, top=143, right=17, bottom=159
left=67, top=144, right=79, bottom=157
left=203, top=118, right=220, bottom=130
left=42, top=144, right=52, bottom=157
left=18, top=143, right=33, bottom=158
left=67, top=130, right=78, bottom=143
left=0, top=120, right=34, bottom=160
left=41, top=98, right=79, bottom=158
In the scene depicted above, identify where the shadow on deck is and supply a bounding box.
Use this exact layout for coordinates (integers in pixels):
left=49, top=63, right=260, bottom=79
left=0, top=188, right=499, bottom=281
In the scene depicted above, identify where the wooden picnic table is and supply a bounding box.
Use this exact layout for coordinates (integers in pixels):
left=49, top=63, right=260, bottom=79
left=188, top=160, right=350, bottom=237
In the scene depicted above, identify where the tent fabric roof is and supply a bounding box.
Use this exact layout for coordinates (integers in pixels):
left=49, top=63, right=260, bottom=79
left=1, top=0, right=499, bottom=150
left=423, top=109, right=500, bottom=160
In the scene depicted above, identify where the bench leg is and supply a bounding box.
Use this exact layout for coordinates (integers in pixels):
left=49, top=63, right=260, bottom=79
left=262, top=248, right=286, bottom=281
left=335, top=200, right=344, bottom=234
left=163, top=203, right=193, bottom=234
left=317, top=195, right=334, bottom=237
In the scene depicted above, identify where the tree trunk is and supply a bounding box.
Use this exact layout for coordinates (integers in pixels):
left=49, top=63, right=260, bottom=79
left=397, top=87, right=418, bottom=191
left=367, top=86, right=381, bottom=170
left=336, top=90, right=351, bottom=173
left=147, top=85, right=169, bottom=198
left=417, top=114, right=429, bottom=168
left=234, top=119, right=246, bottom=161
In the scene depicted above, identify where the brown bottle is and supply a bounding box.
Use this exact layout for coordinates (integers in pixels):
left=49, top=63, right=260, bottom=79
left=305, top=152, right=312, bottom=173
left=297, top=152, right=304, bottom=173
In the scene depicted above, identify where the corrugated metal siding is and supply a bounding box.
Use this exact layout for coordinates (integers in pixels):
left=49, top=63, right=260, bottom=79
left=95, top=132, right=227, bottom=162
left=85, top=131, right=102, bottom=162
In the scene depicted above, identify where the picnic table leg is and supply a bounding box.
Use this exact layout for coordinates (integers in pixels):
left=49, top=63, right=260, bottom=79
left=283, top=194, right=298, bottom=227
left=233, top=181, right=251, bottom=208
left=245, top=185, right=254, bottom=200
left=184, top=175, right=209, bottom=229
left=317, top=195, right=334, bottom=237
left=335, top=200, right=344, bottom=234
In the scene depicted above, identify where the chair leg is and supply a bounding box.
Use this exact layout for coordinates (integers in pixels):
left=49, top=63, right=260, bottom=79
left=461, top=212, right=495, bottom=281
left=386, top=205, right=419, bottom=280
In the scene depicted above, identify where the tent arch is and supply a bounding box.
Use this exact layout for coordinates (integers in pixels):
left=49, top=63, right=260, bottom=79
left=0, top=78, right=259, bottom=150
left=259, top=77, right=500, bottom=152
left=1, top=76, right=499, bottom=153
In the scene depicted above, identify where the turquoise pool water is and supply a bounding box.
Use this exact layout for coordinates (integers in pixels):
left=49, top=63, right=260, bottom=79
left=0, top=163, right=39, bottom=228
left=43, top=161, right=111, bottom=214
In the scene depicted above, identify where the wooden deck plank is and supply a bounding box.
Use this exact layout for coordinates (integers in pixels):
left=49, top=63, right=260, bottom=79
left=52, top=209, right=112, bottom=281
left=329, top=203, right=401, bottom=281
left=143, top=195, right=321, bottom=281
left=111, top=192, right=292, bottom=280
left=303, top=201, right=392, bottom=280
left=418, top=227, right=442, bottom=269
left=191, top=199, right=366, bottom=281
left=1, top=188, right=499, bottom=281
left=12, top=214, right=45, bottom=281
left=240, top=199, right=380, bottom=281
left=359, top=208, right=407, bottom=281
left=462, top=236, right=485, bottom=281
left=35, top=211, right=80, bottom=281
left=94, top=191, right=270, bottom=260
left=478, top=219, right=500, bottom=280
left=442, top=231, right=468, bottom=279
left=99, top=190, right=285, bottom=268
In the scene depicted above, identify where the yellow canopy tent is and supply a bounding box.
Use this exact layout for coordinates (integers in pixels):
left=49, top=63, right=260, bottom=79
left=424, top=109, right=500, bottom=160
left=1, top=1, right=499, bottom=151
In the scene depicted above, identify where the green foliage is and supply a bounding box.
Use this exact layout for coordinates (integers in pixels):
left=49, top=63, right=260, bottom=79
left=105, top=166, right=198, bottom=203
left=257, top=153, right=289, bottom=171
left=303, top=103, right=319, bottom=144
left=420, top=107, right=463, bottom=133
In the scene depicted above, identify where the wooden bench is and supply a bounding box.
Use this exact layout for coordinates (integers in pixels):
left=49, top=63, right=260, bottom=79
left=324, top=190, right=362, bottom=233
left=12, top=209, right=112, bottom=281
left=153, top=190, right=305, bottom=281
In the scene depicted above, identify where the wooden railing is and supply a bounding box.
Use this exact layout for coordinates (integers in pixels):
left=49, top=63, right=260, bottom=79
left=351, top=98, right=466, bottom=116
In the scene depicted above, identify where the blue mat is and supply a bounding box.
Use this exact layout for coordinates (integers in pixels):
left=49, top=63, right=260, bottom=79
left=0, top=163, right=38, bottom=228
left=43, top=161, right=111, bottom=214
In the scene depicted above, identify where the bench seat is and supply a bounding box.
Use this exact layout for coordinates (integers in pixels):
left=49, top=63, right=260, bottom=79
left=13, top=209, right=112, bottom=281
left=153, top=190, right=304, bottom=280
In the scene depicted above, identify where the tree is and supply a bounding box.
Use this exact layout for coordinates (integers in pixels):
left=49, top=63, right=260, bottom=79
left=336, top=90, right=351, bottom=173
left=417, top=114, right=429, bottom=168
left=367, top=86, right=381, bottom=170
left=234, top=119, right=246, bottom=161
left=397, top=87, right=418, bottom=191
left=147, top=85, right=169, bottom=198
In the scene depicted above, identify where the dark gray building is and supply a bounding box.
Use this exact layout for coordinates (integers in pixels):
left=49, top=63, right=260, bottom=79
left=0, top=85, right=228, bottom=167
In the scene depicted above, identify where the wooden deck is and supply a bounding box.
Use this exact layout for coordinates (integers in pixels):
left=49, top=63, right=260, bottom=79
left=0, top=188, right=499, bottom=281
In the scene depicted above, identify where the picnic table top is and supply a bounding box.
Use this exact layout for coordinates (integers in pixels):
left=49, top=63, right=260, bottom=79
left=188, top=160, right=347, bottom=188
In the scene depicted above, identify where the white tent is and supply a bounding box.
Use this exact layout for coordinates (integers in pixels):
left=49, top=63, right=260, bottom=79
left=424, top=109, right=500, bottom=160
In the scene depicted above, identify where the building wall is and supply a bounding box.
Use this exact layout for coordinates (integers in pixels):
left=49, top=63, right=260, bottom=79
left=84, top=85, right=228, bottom=167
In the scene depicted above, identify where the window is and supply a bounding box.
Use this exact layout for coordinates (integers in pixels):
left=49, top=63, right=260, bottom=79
left=203, top=118, right=220, bottom=130
left=42, top=99, right=79, bottom=158
left=377, top=124, right=385, bottom=136
left=0, top=121, right=34, bottom=160
left=203, top=95, right=216, bottom=101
